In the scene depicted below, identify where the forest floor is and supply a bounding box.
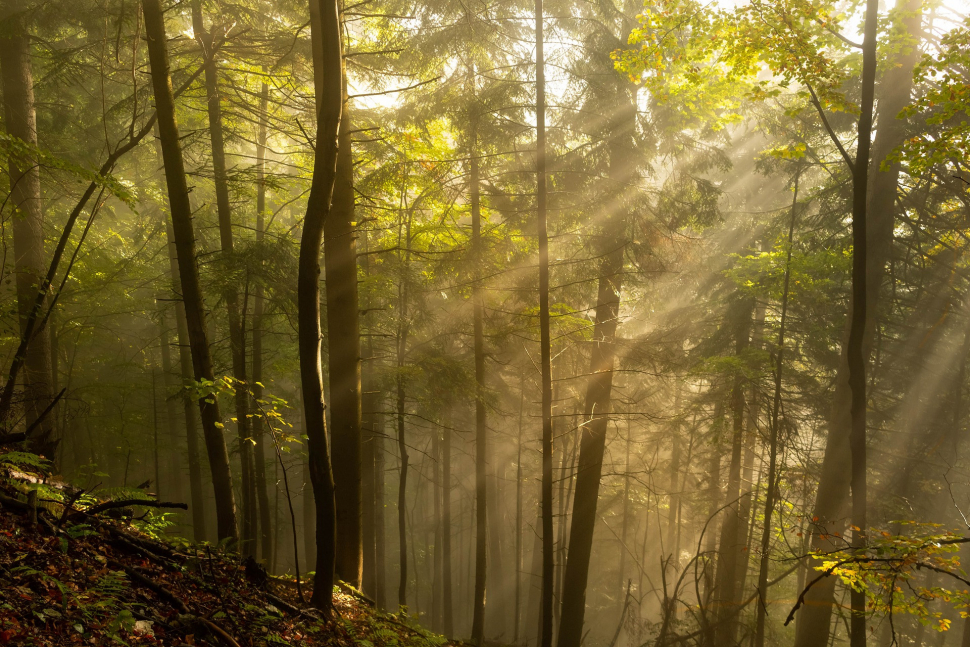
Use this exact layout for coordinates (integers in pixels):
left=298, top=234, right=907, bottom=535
left=0, top=450, right=457, bottom=647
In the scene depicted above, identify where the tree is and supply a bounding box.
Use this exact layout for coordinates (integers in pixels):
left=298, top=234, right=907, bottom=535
left=324, top=49, right=363, bottom=589
left=0, top=9, right=55, bottom=456
left=142, top=0, right=238, bottom=543
left=299, top=0, right=343, bottom=614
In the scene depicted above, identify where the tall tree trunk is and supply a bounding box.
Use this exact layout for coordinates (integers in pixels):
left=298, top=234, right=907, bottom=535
left=433, top=427, right=443, bottom=631
left=252, top=81, right=273, bottom=564
left=754, top=169, right=800, bottom=647
left=300, top=0, right=343, bottom=615
left=469, top=77, right=489, bottom=647
left=514, top=381, right=525, bottom=644
left=396, top=206, right=413, bottom=608
left=143, top=0, right=237, bottom=542
left=161, top=216, right=207, bottom=541
left=555, top=82, right=633, bottom=647
left=361, top=229, right=386, bottom=606
left=361, top=338, right=378, bottom=599
left=0, top=12, right=55, bottom=456
left=847, top=3, right=879, bottom=645
left=443, top=411, right=455, bottom=635
left=536, top=5, right=555, bottom=643
left=713, top=301, right=752, bottom=647
left=190, top=1, right=256, bottom=556
left=158, top=307, right=185, bottom=509
left=792, top=2, right=916, bottom=645
left=324, top=58, right=363, bottom=588
left=666, top=386, right=682, bottom=571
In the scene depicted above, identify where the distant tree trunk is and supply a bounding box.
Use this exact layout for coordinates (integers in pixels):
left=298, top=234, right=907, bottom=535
left=468, top=75, right=489, bottom=647
left=754, top=170, right=800, bottom=647
left=713, top=300, right=753, bottom=647
left=143, top=0, right=237, bottom=542
left=190, top=0, right=256, bottom=555
left=300, top=0, right=343, bottom=615
left=433, top=428, right=443, bottom=630
left=702, top=400, right=725, bottom=614
left=361, top=338, right=378, bottom=598
left=157, top=307, right=185, bottom=507
left=793, top=2, right=914, bottom=646
left=665, top=386, right=682, bottom=571
left=0, top=12, right=55, bottom=456
left=536, top=6, right=555, bottom=644
left=555, top=81, right=634, bottom=647
left=847, top=4, right=879, bottom=646
left=514, top=381, right=525, bottom=644
left=396, top=206, right=414, bottom=608
left=252, top=81, right=273, bottom=564
left=324, top=58, right=363, bottom=588
left=161, top=216, right=207, bottom=541
left=374, top=410, right=386, bottom=605
left=361, top=230, right=386, bottom=606
left=618, top=419, right=633, bottom=599
left=442, top=412, right=455, bottom=635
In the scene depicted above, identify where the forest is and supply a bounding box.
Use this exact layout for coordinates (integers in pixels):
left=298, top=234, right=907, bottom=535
left=1, top=0, right=970, bottom=645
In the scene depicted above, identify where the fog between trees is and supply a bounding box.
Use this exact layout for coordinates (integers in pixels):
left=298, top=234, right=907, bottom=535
left=2, top=0, right=970, bottom=646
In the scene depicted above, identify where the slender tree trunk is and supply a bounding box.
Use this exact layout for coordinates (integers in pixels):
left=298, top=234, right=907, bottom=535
left=0, top=13, right=55, bottom=456
left=300, top=0, right=343, bottom=615
left=555, top=85, right=633, bottom=647
left=847, top=3, right=879, bottom=645
left=374, top=406, right=387, bottom=607
left=443, top=412, right=455, bottom=636
left=361, top=228, right=386, bottom=606
left=396, top=206, right=413, bottom=608
left=666, top=386, right=682, bottom=571
left=325, top=48, right=363, bottom=589
left=469, top=75, right=489, bottom=646
left=161, top=217, right=207, bottom=541
left=190, top=1, right=256, bottom=555
left=487, top=464, right=507, bottom=639
left=793, top=2, right=913, bottom=646
left=618, top=419, right=633, bottom=601
left=158, top=307, right=185, bottom=508
left=252, top=81, right=273, bottom=564
left=143, top=0, right=237, bottom=542
left=515, top=381, right=525, bottom=644
left=433, top=428, right=444, bottom=630
left=536, top=7, right=554, bottom=644
left=361, top=339, right=378, bottom=598
left=713, top=300, right=753, bottom=647
left=754, top=170, right=800, bottom=647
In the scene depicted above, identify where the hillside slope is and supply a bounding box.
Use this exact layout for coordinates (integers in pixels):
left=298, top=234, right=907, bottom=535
left=0, top=452, right=455, bottom=647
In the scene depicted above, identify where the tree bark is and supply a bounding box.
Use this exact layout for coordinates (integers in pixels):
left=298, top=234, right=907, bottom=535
left=252, top=81, right=273, bottom=564
left=324, top=60, right=363, bottom=588
left=713, top=300, right=752, bottom=647
left=161, top=216, right=208, bottom=542
left=0, top=12, right=55, bottom=456
left=793, top=2, right=918, bottom=645
left=396, top=205, right=413, bottom=608
left=536, top=5, right=555, bottom=643
left=469, top=76, right=489, bottom=647
left=300, top=0, right=343, bottom=615
left=143, top=0, right=237, bottom=542
left=190, top=1, right=257, bottom=556
left=754, top=170, right=800, bottom=647
left=555, top=80, right=633, bottom=647
left=361, top=229, right=386, bottom=606
left=443, top=411, right=454, bottom=635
